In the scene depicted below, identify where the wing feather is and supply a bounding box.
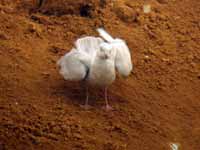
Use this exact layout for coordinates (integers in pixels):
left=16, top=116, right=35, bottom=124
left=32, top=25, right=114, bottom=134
left=114, top=41, right=132, bottom=76
left=57, top=48, right=90, bottom=81
left=57, top=36, right=104, bottom=81
left=97, top=28, right=114, bottom=42
left=97, top=28, right=133, bottom=77
left=75, top=36, right=103, bottom=58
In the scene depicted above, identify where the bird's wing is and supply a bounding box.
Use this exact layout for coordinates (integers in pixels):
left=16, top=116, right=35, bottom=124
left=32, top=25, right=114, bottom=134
left=113, top=40, right=133, bottom=77
left=97, top=28, right=114, bottom=43
left=57, top=48, right=90, bottom=81
left=57, top=36, right=104, bottom=81
left=97, top=28, right=133, bottom=76
left=75, top=36, right=104, bottom=59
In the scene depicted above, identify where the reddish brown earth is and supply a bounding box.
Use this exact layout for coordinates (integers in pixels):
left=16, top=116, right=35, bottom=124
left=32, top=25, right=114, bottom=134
left=0, top=0, right=200, bottom=150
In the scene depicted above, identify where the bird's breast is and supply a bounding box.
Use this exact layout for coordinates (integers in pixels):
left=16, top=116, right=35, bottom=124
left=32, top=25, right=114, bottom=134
left=88, top=60, right=116, bottom=87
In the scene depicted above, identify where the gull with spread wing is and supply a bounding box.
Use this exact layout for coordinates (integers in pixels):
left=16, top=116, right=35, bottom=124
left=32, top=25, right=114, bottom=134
left=57, top=28, right=132, bottom=110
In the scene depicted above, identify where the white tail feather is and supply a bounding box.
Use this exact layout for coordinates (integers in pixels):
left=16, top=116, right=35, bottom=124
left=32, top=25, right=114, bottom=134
left=97, top=28, right=114, bottom=42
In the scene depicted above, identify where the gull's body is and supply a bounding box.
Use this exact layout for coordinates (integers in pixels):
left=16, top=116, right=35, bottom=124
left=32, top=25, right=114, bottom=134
left=88, top=43, right=116, bottom=87
left=89, top=58, right=116, bottom=86
left=57, top=28, right=132, bottom=110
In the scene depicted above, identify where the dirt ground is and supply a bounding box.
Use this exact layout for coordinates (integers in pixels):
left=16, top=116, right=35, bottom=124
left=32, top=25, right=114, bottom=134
left=0, top=0, right=200, bottom=150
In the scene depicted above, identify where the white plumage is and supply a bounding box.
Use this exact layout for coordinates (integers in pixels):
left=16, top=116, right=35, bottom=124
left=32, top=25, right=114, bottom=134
left=97, top=28, right=132, bottom=77
left=57, top=28, right=133, bottom=110
left=57, top=37, right=103, bottom=81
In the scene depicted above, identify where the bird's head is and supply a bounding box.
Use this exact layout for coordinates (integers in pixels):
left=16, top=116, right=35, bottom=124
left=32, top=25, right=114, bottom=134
left=98, top=43, right=115, bottom=60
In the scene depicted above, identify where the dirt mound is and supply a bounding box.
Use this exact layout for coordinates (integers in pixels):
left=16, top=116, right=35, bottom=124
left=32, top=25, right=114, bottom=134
left=0, top=0, right=200, bottom=150
left=35, top=0, right=101, bottom=17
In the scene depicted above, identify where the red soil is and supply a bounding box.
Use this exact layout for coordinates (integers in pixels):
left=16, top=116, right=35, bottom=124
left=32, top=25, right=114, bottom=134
left=0, top=0, right=200, bottom=149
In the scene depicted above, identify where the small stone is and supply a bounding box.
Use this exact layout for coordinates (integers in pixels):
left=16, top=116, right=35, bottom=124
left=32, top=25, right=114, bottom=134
left=143, top=4, right=151, bottom=14
left=144, top=55, right=150, bottom=59
left=162, top=58, right=170, bottom=62
left=144, top=55, right=151, bottom=62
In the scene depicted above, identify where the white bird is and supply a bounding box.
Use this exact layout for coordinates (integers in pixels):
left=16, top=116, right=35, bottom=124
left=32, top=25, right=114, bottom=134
left=57, top=28, right=132, bottom=110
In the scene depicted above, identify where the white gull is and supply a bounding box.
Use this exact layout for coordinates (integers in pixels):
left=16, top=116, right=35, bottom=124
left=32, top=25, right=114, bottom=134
left=57, top=28, right=132, bottom=110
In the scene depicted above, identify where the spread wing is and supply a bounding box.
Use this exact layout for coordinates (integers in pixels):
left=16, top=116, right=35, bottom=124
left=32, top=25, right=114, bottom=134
left=97, top=28, right=114, bottom=42
left=57, top=48, right=90, bottom=81
left=113, top=40, right=133, bottom=77
left=75, top=36, right=104, bottom=62
left=57, top=36, right=104, bottom=81
left=97, top=28, right=133, bottom=77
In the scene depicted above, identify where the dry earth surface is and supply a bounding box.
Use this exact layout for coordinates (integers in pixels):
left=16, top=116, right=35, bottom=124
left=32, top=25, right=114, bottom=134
left=0, top=0, right=200, bottom=150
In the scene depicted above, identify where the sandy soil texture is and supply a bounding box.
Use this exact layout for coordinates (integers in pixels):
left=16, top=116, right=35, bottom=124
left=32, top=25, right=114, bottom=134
left=0, top=0, right=200, bottom=149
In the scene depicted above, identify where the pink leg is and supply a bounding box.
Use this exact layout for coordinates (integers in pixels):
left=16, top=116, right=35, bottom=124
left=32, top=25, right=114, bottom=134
left=104, top=87, right=113, bottom=111
left=80, top=85, right=91, bottom=110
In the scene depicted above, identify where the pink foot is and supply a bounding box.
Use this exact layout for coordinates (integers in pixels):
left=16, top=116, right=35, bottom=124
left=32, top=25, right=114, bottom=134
left=80, top=104, right=92, bottom=110
left=103, top=105, right=114, bottom=111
